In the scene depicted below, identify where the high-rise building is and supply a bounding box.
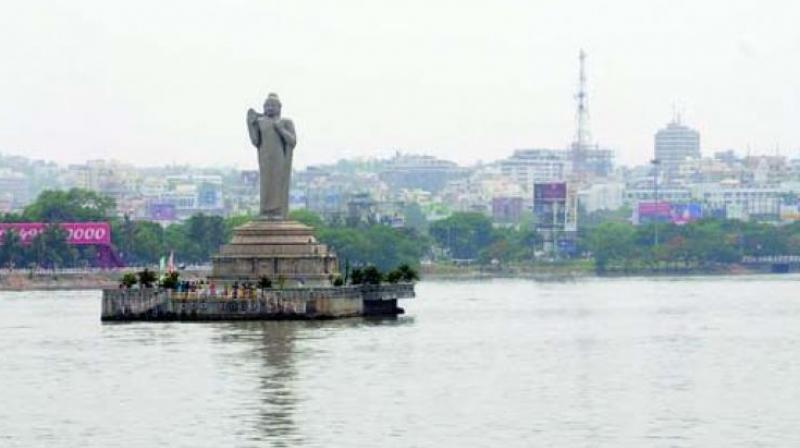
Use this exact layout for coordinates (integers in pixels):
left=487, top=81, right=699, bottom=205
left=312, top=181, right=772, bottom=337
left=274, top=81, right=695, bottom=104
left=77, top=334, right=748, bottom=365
left=655, top=118, right=700, bottom=177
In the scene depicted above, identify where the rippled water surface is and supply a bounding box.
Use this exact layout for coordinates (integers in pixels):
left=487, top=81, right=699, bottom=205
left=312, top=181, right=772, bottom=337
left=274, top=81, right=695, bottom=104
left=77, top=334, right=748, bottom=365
left=2, top=277, right=800, bottom=447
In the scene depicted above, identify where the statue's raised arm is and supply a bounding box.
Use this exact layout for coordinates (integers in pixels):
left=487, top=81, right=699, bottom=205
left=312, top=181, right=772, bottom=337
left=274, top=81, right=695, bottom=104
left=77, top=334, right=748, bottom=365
left=274, top=119, right=297, bottom=155
left=246, top=108, right=261, bottom=147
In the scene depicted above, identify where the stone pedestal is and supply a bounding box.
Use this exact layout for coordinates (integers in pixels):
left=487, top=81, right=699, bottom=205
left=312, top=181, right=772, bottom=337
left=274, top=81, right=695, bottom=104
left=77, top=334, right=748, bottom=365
left=210, top=219, right=338, bottom=285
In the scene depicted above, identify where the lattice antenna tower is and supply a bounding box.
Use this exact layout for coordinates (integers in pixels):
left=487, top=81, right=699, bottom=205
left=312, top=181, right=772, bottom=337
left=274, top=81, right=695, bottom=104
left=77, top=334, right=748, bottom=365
left=574, top=49, right=592, bottom=149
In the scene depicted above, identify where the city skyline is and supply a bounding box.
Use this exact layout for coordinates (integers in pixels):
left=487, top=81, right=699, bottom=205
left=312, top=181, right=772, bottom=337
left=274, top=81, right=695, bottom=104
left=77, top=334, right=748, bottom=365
left=1, top=1, right=799, bottom=169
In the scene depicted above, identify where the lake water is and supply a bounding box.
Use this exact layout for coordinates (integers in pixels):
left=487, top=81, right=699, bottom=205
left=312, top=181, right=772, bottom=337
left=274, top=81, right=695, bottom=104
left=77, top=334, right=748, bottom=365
left=1, top=277, right=799, bottom=447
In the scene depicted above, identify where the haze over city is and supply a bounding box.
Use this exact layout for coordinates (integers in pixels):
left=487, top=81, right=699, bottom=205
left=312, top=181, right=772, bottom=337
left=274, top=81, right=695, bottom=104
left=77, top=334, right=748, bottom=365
left=1, top=0, right=799, bottom=169
left=6, top=3, right=800, bottom=447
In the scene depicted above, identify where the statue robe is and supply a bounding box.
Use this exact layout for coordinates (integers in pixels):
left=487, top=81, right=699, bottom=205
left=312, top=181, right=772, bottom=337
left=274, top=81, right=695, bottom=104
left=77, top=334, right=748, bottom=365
left=247, top=112, right=296, bottom=219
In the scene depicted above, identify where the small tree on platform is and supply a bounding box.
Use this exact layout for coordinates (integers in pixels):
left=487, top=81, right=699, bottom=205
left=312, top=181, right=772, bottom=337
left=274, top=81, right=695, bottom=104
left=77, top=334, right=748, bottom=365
left=137, top=268, right=157, bottom=288
left=397, top=264, right=419, bottom=282
left=362, top=266, right=383, bottom=285
left=257, top=276, right=272, bottom=289
left=160, top=271, right=179, bottom=290
left=350, top=268, right=364, bottom=285
left=119, top=272, right=137, bottom=288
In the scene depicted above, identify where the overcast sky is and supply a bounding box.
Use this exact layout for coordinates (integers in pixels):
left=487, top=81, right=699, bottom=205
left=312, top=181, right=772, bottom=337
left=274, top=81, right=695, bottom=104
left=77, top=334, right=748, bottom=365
left=1, top=0, right=798, bottom=169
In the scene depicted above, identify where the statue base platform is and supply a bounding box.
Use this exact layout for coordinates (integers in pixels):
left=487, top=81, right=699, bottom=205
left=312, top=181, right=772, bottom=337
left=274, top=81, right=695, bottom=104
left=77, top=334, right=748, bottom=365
left=210, top=219, right=338, bottom=286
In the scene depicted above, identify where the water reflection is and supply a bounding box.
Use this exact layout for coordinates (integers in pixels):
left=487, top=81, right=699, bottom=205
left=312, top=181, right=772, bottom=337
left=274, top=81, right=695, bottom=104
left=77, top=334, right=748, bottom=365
left=214, top=316, right=414, bottom=446
left=217, top=321, right=302, bottom=446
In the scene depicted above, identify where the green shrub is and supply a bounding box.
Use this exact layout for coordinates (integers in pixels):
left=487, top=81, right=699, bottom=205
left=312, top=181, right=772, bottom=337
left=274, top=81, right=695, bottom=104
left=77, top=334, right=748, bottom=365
left=386, top=270, right=403, bottom=283
left=362, top=265, right=383, bottom=285
left=257, top=276, right=272, bottom=289
left=397, top=263, right=419, bottom=282
left=350, top=268, right=364, bottom=285
left=120, top=272, right=137, bottom=288
left=137, top=268, right=157, bottom=288
left=332, top=275, right=344, bottom=286
left=160, top=271, right=179, bottom=289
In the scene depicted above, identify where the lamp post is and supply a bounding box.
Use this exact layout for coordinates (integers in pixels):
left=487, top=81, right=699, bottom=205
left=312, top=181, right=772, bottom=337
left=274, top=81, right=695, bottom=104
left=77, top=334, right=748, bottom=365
left=651, top=159, right=661, bottom=247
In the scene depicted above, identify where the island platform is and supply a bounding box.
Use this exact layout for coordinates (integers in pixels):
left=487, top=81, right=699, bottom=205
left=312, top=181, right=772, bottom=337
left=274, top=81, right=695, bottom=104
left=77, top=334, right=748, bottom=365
left=101, top=283, right=415, bottom=321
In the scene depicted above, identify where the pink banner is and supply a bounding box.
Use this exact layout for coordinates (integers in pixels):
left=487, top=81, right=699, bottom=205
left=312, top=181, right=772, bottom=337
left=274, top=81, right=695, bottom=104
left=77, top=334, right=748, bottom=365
left=0, top=222, right=112, bottom=246
left=638, top=202, right=672, bottom=217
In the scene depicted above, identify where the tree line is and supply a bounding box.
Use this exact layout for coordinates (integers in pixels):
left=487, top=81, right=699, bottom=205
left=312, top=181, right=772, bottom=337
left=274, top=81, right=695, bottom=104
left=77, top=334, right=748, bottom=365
left=2, top=188, right=797, bottom=274
left=0, top=189, right=430, bottom=271
left=585, top=219, right=800, bottom=273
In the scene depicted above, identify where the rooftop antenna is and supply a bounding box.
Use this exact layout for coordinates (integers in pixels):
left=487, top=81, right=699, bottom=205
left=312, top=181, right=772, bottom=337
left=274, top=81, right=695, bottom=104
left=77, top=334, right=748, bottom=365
left=672, top=102, right=678, bottom=124
left=671, top=101, right=684, bottom=125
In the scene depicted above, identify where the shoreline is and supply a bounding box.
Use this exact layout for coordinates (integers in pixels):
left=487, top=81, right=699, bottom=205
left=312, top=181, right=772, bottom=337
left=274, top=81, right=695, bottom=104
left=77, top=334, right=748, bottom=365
left=0, top=264, right=791, bottom=291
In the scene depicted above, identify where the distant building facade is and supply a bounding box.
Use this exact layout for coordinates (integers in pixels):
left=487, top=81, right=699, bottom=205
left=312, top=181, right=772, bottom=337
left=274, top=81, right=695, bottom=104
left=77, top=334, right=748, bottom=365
left=655, top=119, right=700, bottom=177
left=491, top=196, right=525, bottom=224
left=499, top=149, right=570, bottom=190
left=379, top=153, right=468, bottom=193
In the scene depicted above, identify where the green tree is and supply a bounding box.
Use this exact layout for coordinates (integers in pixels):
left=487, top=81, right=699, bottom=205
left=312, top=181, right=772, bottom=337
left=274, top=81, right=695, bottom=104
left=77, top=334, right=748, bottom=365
left=224, top=214, right=254, bottom=241
left=120, top=272, right=137, bottom=288
left=289, top=209, right=325, bottom=229
left=23, top=188, right=115, bottom=222
left=160, top=271, right=180, bottom=289
left=29, top=224, right=75, bottom=269
left=401, top=202, right=428, bottom=234
left=137, top=268, right=157, bottom=288
left=588, top=222, right=637, bottom=272
left=257, top=276, right=273, bottom=289
left=162, top=214, right=226, bottom=264
left=362, top=265, right=383, bottom=285
left=317, top=225, right=427, bottom=271
left=112, top=219, right=165, bottom=264
left=429, top=212, right=493, bottom=260
left=0, top=229, right=24, bottom=268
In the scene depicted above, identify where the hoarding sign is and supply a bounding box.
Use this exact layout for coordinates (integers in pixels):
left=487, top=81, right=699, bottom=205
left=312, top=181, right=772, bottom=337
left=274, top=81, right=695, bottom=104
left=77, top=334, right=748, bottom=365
left=638, top=202, right=672, bottom=217
left=534, top=182, right=567, bottom=201
left=671, top=203, right=702, bottom=225
left=637, top=202, right=702, bottom=225
left=148, top=203, right=177, bottom=221
left=0, top=222, right=112, bottom=246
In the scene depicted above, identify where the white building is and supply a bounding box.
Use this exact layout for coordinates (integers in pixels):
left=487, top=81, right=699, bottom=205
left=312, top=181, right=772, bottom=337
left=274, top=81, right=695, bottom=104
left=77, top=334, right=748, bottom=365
left=692, top=185, right=782, bottom=218
left=578, top=182, right=625, bottom=212
left=655, top=119, right=700, bottom=177
left=624, top=188, right=692, bottom=206
left=499, top=149, right=570, bottom=191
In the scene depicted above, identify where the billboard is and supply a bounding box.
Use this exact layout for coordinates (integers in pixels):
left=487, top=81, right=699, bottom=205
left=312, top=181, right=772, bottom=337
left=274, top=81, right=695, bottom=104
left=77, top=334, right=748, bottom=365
left=637, top=202, right=672, bottom=220
left=637, top=202, right=702, bottom=225
left=670, top=203, right=702, bottom=225
left=148, top=203, right=177, bottom=221
left=534, top=182, right=567, bottom=201
left=0, top=222, right=112, bottom=246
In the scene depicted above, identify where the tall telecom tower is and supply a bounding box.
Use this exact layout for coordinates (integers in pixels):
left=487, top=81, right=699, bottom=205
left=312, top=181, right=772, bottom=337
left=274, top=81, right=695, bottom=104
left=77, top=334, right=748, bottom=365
left=571, top=49, right=592, bottom=176
left=575, top=49, right=591, bottom=148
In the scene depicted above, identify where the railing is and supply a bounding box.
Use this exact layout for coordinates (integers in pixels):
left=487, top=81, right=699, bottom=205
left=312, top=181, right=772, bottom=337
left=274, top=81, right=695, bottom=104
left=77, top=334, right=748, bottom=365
left=741, top=255, right=800, bottom=264
left=106, top=283, right=415, bottom=302
left=101, top=283, right=416, bottom=320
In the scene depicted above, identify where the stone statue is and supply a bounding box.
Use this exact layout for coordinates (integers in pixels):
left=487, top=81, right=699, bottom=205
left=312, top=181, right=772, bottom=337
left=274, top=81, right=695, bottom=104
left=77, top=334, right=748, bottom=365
left=247, top=93, right=297, bottom=219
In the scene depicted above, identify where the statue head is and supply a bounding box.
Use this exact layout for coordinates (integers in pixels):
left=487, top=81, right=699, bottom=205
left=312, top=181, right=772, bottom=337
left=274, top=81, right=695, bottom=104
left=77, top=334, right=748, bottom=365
left=263, top=93, right=282, bottom=118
